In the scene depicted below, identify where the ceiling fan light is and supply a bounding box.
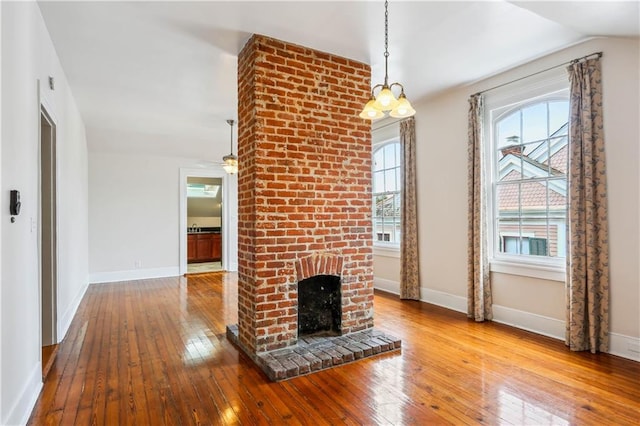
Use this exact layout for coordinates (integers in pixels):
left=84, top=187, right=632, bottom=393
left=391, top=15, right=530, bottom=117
left=389, top=94, right=416, bottom=118
left=222, top=119, right=238, bottom=174
left=223, top=153, right=238, bottom=174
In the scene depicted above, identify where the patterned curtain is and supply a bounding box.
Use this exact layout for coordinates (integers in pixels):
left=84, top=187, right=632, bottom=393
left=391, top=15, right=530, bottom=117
left=566, top=56, right=610, bottom=353
left=400, top=117, right=420, bottom=300
left=467, top=95, right=492, bottom=321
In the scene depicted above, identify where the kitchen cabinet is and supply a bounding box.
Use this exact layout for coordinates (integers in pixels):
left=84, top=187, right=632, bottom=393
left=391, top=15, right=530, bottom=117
left=211, top=233, right=222, bottom=261
left=187, top=234, right=197, bottom=262
left=187, top=232, right=222, bottom=263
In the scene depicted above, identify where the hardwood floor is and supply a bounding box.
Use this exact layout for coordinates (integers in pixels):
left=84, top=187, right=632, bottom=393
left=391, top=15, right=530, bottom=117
left=28, top=273, right=640, bottom=425
left=41, top=344, right=59, bottom=380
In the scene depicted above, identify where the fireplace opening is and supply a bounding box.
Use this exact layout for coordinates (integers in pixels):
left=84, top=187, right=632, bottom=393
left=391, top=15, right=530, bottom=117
left=298, top=274, right=341, bottom=337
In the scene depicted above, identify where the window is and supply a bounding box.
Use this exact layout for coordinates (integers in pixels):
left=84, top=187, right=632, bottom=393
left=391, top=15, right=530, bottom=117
left=486, top=80, right=569, bottom=277
left=372, top=141, right=401, bottom=245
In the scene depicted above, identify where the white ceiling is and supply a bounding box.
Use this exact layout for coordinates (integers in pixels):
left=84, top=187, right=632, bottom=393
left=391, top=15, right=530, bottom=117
left=37, top=1, right=639, bottom=160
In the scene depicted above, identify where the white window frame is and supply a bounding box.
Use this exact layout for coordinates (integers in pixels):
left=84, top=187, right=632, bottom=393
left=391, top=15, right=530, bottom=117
left=483, top=70, right=569, bottom=282
left=372, top=119, right=402, bottom=254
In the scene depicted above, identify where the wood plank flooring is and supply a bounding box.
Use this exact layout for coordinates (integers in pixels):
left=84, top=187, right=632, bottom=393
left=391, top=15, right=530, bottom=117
left=28, top=273, right=640, bottom=425
left=42, top=344, right=59, bottom=380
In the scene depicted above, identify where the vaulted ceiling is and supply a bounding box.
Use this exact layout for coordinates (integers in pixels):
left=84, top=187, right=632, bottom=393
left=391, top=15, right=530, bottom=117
left=38, top=1, right=639, bottom=160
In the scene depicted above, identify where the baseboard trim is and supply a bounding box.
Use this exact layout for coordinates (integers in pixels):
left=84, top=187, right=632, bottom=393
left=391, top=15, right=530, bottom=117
left=58, top=280, right=89, bottom=341
left=380, top=282, right=639, bottom=363
left=609, top=332, right=640, bottom=362
left=492, top=304, right=565, bottom=341
left=90, top=267, right=180, bottom=284
left=3, top=363, right=42, bottom=426
left=420, top=287, right=467, bottom=314
left=373, top=277, right=400, bottom=295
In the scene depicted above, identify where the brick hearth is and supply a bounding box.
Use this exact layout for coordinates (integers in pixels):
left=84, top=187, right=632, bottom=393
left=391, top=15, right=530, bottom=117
left=227, top=34, right=400, bottom=380
left=228, top=326, right=401, bottom=381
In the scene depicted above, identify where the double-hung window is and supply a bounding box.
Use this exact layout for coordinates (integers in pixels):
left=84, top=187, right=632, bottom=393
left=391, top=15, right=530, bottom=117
left=372, top=140, right=401, bottom=247
left=485, top=72, right=569, bottom=280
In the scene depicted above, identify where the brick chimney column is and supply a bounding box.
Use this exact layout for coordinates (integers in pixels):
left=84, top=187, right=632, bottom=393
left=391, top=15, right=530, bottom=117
left=235, top=34, right=374, bottom=354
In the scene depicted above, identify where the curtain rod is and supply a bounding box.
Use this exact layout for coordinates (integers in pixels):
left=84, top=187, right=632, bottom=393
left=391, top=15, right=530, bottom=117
left=472, top=51, right=602, bottom=97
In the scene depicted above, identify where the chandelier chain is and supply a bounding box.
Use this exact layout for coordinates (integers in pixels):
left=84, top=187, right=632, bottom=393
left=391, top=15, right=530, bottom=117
left=359, top=0, right=415, bottom=120
left=383, top=0, right=389, bottom=85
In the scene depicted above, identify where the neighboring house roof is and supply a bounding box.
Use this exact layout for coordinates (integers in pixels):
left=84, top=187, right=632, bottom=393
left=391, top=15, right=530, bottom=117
left=498, top=123, right=568, bottom=212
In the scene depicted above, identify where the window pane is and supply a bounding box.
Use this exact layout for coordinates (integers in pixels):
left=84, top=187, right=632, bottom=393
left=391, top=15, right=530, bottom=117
left=549, top=101, right=569, bottom=136
left=497, top=111, right=520, bottom=148
left=523, top=140, right=551, bottom=176
left=498, top=151, right=523, bottom=182
left=549, top=215, right=567, bottom=258
left=522, top=102, right=547, bottom=142
left=497, top=182, right=520, bottom=216
left=520, top=181, right=546, bottom=212
left=548, top=185, right=567, bottom=212
left=373, top=148, right=384, bottom=171
left=385, top=168, right=396, bottom=192
left=374, top=195, right=383, bottom=218
left=373, top=170, right=385, bottom=194
left=384, top=143, right=398, bottom=168
left=548, top=136, right=568, bottom=174
left=393, top=192, right=401, bottom=218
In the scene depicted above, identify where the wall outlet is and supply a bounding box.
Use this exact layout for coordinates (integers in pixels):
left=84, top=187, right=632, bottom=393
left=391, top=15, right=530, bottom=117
left=134, top=260, right=142, bottom=269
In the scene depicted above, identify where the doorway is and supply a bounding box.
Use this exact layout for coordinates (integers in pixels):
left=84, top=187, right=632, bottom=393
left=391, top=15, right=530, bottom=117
left=40, top=107, right=58, bottom=378
left=179, top=167, right=236, bottom=276
left=186, top=177, right=223, bottom=274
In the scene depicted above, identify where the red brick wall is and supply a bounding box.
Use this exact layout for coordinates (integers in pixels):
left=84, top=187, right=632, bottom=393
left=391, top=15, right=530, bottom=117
left=236, top=34, right=373, bottom=354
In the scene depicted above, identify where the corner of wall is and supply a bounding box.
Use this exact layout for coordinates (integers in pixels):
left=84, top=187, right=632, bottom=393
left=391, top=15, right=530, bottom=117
left=58, top=280, right=89, bottom=340
left=373, top=277, right=400, bottom=295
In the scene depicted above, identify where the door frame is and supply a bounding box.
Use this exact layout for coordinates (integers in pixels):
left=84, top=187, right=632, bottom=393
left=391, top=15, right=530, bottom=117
left=39, top=102, right=58, bottom=347
left=179, top=167, right=236, bottom=274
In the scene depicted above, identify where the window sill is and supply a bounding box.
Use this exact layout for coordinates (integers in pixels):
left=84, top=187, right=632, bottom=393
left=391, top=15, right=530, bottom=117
left=490, top=258, right=565, bottom=282
left=373, top=245, right=400, bottom=258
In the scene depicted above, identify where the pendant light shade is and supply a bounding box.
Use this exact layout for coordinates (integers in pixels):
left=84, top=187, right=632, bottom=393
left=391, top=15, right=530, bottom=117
left=359, top=96, right=385, bottom=120
left=389, top=92, right=416, bottom=118
left=222, top=119, right=238, bottom=174
left=360, top=0, right=415, bottom=121
left=373, top=86, right=400, bottom=111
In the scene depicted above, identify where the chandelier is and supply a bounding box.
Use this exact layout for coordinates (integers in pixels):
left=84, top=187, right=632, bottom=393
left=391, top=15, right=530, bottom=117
left=222, top=119, right=238, bottom=174
left=360, top=0, right=416, bottom=120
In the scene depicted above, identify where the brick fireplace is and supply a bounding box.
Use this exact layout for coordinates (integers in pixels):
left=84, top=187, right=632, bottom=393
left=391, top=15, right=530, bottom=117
left=226, top=34, right=400, bottom=380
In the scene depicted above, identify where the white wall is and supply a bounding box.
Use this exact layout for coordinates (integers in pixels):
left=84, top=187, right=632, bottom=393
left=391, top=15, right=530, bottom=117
left=374, top=37, right=640, bottom=361
left=1, top=2, right=89, bottom=424
left=88, top=152, right=238, bottom=283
